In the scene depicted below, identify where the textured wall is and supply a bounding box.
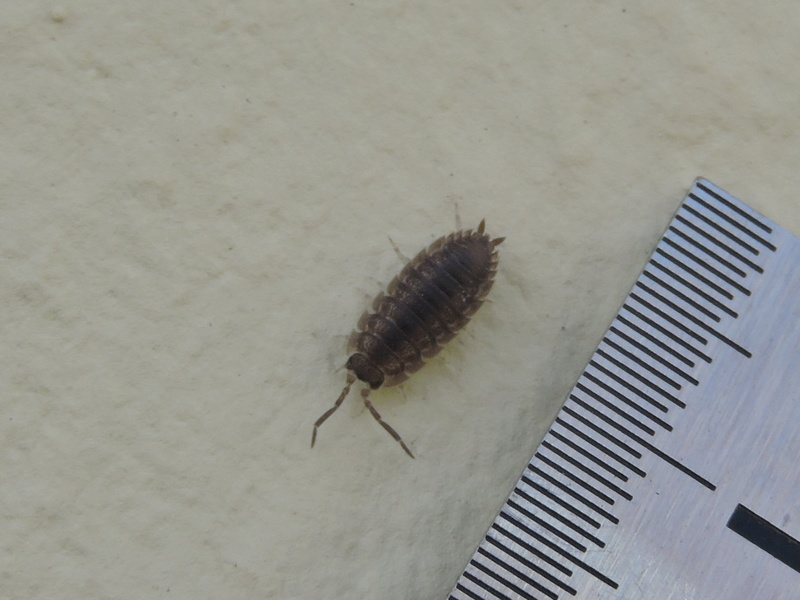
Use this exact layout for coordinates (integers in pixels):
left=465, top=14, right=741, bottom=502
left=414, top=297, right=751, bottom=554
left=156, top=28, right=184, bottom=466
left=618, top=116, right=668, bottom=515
left=2, top=2, right=799, bottom=599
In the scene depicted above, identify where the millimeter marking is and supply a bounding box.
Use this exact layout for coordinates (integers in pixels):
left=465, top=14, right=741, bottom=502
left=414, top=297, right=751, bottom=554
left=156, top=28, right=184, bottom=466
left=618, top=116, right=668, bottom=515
left=449, top=179, right=800, bottom=599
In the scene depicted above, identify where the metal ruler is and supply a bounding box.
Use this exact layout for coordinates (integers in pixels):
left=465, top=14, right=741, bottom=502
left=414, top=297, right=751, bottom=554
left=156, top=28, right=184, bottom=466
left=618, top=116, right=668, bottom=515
left=449, top=179, right=800, bottom=599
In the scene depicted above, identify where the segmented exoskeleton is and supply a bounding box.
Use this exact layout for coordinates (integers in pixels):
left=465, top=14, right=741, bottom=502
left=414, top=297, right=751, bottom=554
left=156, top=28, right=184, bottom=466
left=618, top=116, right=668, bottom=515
left=312, top=220, right=504, bottom=457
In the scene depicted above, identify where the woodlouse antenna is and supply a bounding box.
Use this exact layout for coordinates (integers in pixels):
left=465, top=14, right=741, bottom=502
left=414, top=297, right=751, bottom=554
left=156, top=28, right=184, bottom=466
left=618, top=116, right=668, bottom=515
left=311, top=372, right=415, bottom=458
left=361, top=388, right=415, bottom=459
left=311, top=372, right=356, bottom=448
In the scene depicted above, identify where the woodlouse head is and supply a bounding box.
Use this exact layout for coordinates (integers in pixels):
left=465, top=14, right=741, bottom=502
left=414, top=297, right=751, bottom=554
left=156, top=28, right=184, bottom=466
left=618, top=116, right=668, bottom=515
left=345, top=353, right=384, bottom=389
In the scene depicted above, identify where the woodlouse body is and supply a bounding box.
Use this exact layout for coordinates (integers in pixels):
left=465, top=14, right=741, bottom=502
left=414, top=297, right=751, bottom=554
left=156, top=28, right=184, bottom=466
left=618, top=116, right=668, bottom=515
left=311, top=219, right=504, bottom=458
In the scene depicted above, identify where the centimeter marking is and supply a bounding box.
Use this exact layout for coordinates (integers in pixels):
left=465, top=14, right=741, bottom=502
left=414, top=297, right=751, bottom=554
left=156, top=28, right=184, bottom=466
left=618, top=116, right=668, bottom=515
left=449, top=179, right=800, bottom=599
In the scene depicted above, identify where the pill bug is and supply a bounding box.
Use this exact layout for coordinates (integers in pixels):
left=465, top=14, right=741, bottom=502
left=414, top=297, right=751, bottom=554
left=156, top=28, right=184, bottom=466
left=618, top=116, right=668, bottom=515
left=311, top=219, right=504, bottom=458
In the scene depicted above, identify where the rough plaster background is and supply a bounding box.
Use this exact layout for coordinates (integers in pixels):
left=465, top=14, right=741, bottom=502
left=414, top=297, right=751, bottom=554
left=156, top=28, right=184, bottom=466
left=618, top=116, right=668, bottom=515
left=2, top=2, right=799, bottom=599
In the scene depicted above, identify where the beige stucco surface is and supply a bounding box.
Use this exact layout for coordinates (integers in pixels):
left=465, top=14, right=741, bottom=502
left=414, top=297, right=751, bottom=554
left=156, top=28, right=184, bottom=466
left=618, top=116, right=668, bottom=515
left=2, top=2, right=799, bottom=599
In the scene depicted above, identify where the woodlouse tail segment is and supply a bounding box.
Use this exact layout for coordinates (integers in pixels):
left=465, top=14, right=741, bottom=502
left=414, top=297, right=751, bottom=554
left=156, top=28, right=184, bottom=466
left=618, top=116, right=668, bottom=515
left=311, top=372, right=356, bottom=449
left=361, top=387, right=415, bottom=459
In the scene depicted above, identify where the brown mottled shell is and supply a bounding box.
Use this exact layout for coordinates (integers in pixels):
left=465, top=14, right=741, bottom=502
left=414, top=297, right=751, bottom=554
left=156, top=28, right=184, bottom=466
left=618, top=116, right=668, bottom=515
left=311, top=219, right=504, bottom=458
left=347, top=219, right=504, bottom=390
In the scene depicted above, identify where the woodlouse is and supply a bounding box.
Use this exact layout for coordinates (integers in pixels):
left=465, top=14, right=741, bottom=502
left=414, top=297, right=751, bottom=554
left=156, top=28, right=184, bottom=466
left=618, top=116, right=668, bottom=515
left=311, top=219, right=504, bottom=458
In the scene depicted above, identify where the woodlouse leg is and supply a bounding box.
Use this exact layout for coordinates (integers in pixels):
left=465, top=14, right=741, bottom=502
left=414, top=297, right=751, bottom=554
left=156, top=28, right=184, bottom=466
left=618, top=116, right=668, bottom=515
left=361, top=388, right=415, bottom=459
left=387, top=236, right=410, bottom=264
left=311, top=372, right=356, bottom=448
left=454, top=201, right=462, bottom=230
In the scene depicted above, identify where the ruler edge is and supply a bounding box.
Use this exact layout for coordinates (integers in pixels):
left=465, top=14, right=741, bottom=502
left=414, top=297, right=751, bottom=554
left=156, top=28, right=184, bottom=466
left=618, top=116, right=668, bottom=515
left=692, top=176, right=783, bottom=232
left=447, top=176, right=792, bottom=598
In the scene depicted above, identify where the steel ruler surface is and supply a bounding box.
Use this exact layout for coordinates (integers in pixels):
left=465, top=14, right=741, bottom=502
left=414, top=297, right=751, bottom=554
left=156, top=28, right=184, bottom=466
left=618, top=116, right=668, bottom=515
left=449, top=179, right=800, bottom=599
